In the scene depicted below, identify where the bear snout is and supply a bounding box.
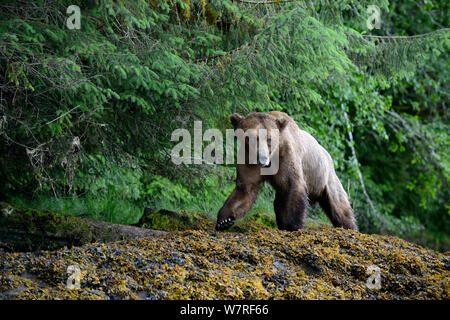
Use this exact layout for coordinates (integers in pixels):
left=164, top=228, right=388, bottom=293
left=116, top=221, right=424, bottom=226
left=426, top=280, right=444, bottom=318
left=257, top=155, right=270, bottom=167
left=215, top=217, right=235, bottom=231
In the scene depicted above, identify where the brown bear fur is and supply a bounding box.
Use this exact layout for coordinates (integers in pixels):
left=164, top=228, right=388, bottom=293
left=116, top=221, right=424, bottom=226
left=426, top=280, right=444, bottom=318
left=216, top=111, right=358, bottom=231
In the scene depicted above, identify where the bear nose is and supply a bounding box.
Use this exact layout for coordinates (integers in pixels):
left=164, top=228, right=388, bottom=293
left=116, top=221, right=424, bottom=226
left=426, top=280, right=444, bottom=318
left=258, top=156, right=270, bottom=167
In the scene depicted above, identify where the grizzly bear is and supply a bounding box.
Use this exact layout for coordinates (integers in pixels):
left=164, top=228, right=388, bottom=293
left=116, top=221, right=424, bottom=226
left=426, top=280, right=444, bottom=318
left=216, top=111, right=358, bottom=231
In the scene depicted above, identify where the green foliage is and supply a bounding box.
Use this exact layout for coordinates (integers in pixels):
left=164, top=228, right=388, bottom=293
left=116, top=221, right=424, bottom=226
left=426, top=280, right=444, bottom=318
left=8, top=195, right=142, bottom=224
left=75, top=153, right=143, bottom=201
left=145, top=175, right=193, bottom=206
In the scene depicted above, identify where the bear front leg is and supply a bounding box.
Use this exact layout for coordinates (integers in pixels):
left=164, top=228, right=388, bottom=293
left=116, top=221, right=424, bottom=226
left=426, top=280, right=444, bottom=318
left=216, top=182, right=260, bottom=231
left=274, top=185, right=308, bottom=231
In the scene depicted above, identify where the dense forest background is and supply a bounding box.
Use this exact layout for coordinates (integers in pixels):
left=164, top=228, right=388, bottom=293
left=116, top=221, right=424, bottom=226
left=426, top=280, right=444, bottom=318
left=0, top=0, right=448, bottom=250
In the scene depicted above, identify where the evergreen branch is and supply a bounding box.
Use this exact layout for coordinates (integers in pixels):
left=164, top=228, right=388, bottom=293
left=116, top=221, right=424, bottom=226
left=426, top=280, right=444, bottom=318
left=192, top=43, right=251, bottom=63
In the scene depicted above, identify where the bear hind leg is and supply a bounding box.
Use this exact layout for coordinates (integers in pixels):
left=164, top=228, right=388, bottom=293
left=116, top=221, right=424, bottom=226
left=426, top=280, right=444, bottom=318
left=318, top=187, right=358, bottom=231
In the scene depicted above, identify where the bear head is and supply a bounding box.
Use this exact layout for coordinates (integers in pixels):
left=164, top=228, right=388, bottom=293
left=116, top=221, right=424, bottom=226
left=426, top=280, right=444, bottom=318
left=230, top=112, right=287, bottom=167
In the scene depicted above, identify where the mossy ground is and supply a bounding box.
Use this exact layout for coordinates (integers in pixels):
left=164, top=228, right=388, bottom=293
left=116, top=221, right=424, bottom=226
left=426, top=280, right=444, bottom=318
left=1, top=226, right=448, bottom=300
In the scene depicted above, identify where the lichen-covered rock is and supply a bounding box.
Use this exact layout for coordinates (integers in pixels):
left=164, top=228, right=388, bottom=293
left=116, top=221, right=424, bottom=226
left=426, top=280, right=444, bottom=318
left=1, top=227, right=448, bottom=300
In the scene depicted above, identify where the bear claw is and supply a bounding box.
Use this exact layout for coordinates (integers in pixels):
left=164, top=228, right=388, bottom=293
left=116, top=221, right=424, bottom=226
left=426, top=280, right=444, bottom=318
left=215, top=218, right=235, bottom=231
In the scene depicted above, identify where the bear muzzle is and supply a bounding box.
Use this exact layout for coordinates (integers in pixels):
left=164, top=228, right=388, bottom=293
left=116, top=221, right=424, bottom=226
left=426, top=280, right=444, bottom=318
left=215, top=217, right=235, bottom=231
left=257, top=155, right=271, bottom=167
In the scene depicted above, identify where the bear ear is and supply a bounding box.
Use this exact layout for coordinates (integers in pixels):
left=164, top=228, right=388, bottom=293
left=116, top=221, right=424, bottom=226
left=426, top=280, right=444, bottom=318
left=276, top=117, right=288, bottom=130
left=230, top=113, right=244, bottom=129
